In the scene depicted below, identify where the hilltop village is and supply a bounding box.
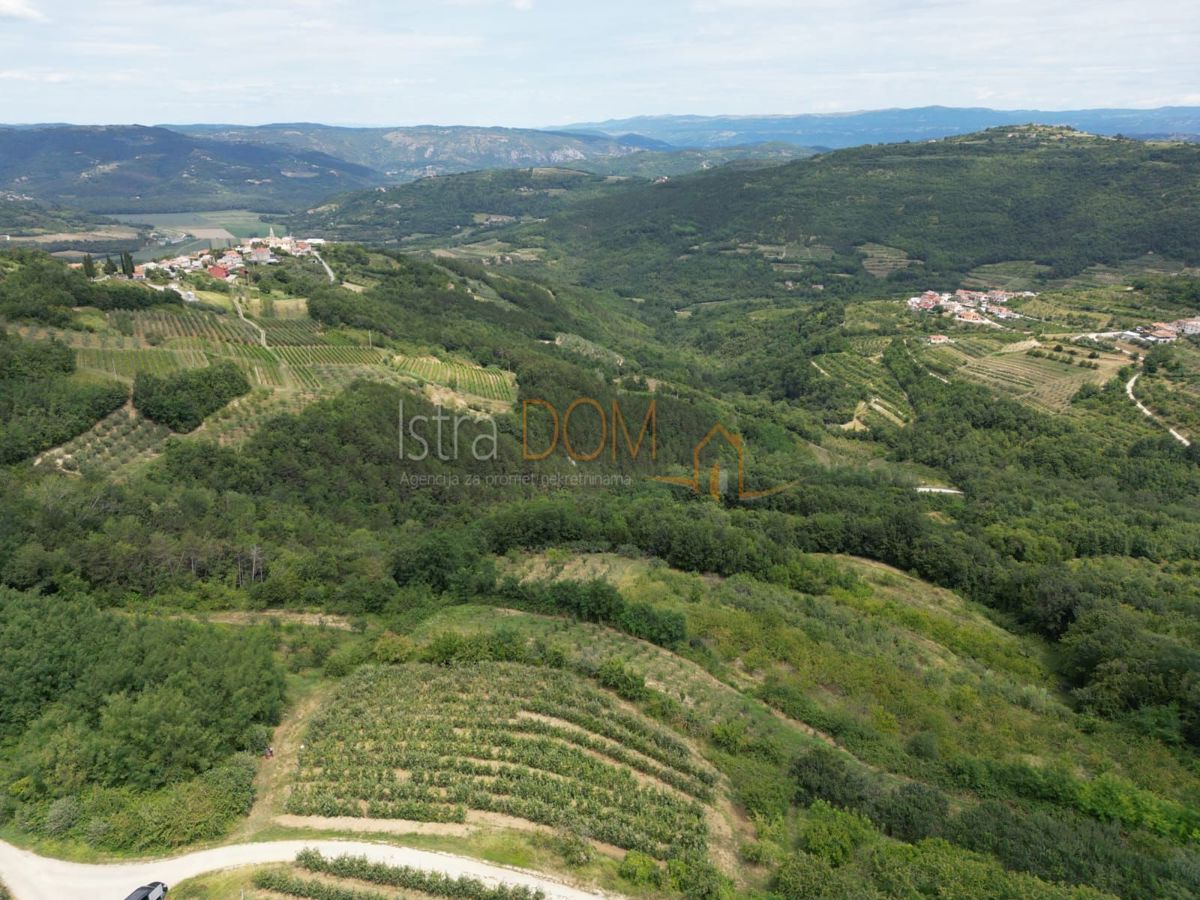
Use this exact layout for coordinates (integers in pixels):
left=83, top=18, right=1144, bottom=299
left=141, top=229, right=327, bottom=285
left=906, top=289, right=1031, bottom=324
left=908, top=287, right=1200, bottom=344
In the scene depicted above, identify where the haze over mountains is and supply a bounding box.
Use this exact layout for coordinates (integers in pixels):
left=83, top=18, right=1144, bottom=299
left=0, top=125, right=380, bottom=214
left=566, top=106, right=1200, bottom=148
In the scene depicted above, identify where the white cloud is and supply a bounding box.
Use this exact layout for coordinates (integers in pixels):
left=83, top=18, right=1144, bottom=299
left=0, top=0, right=45, bottom=21
left=0, top=68, right=70, bottom=82
left=0, top=0, right=1195, bottom=126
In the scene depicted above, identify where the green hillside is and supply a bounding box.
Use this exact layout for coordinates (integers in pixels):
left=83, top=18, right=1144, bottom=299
left=287, top=167, right=630, bottom=245
left=508, top=126, right=1200, bottom=300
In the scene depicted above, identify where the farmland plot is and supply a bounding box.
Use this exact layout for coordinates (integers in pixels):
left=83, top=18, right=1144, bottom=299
left=289, top=663, right=714, bottom=859
left=132, top=309, right=260, bottom=345
left=957, top=353, right=1118, bottom=411
left=75, top=347, right=206, bottom=380
left=814, top=352, right=911, bottom=417
left=36, top=405, right=171, bottom=477
left=393, top=355, right=517, bottom=403
left=258, top=317, right=328, bottom=345
left=195, top=389, right=319, bottom=446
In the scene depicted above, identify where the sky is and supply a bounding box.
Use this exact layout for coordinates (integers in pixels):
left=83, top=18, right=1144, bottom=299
left=0, top=0, right=1197, bottom=127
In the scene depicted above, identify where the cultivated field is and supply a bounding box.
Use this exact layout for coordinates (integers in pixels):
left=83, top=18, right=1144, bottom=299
left=35, top=404, right=171, bottom=477
left=393, top=355, right=518, bottom=403
left=288, top=663, right=715, bottom=858
left=857, top=242, right=917, bottom=278
left=956, top=350, right=1123, bottom=410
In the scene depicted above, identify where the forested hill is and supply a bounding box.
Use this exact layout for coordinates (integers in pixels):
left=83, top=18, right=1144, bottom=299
left=514, top=125, right=1200, bottom=299
left=0, top=125, right=384, bottom=213
left=0, top=194, right=114, bottom=236
left=286, top=167, right=634, bottom=244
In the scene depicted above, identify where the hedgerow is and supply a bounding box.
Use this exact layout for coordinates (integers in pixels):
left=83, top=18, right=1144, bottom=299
left=293, top=850, right=546, bottom=899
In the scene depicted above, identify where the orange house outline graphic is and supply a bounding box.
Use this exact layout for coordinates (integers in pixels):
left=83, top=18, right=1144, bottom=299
left=653, top=422, right=795, bottom=500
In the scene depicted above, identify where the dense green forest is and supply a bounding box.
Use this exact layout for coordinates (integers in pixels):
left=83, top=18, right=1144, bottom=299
left=0, top=330, right=126, bottom=463
left=513, top=126, right=1200, bottom=300
left=133, top=362, right=250, bottom=432
left=287, top=168, right=630, bottom=244
left=1, top=127, right=1200, bottom=897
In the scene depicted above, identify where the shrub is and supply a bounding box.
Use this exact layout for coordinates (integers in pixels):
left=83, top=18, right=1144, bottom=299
left=596, top=657, right=647, bottom=700
left=289, top=850, right=547, bottom=899
left=619, top=849, right=663, bottom=887
left=773, top=852, right=865, bottom=900
left=872, top=783, right=948, bottom=843
left=791, top=746, right=881, bottom=811
left=797, top=800, right=876, bottom=867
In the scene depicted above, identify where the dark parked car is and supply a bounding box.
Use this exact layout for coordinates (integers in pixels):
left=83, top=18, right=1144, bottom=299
left=124, top=883, right=167, bottom=900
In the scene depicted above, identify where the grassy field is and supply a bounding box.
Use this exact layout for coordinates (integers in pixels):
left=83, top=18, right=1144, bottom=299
left=115, top=210, right=291, bottom=240
left=288, top=663, right=715, bottom=859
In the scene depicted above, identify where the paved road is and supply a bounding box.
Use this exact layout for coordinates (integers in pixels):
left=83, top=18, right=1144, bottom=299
left=0, top=838, right=604, bottom=900
left=1125, top=373, right=1191, bottom=447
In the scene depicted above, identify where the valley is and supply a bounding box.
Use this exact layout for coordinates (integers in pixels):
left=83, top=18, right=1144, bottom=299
left=1, top=120, right=1199, bottom=900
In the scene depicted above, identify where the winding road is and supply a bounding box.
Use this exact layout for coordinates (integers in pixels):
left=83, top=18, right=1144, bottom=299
left=313, top=250, right=336, bottom=284
left=1125, top=373, right=1191, bottom=447
left=0, top=838, right=605, bottom=900
left=232, top=291, right=268, bottom=348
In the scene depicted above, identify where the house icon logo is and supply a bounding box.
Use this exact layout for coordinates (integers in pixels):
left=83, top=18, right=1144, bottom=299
left=653, top=422, right=796, bottom=500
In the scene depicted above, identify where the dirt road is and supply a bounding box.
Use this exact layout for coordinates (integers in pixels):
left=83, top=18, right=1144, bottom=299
left=0, top=838, right=605, bottom=900
left=1126, top=373, right=1191, bottom=447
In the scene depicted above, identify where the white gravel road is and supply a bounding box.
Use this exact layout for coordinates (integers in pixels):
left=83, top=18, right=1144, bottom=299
left=0, top=838, right=605, bottom=900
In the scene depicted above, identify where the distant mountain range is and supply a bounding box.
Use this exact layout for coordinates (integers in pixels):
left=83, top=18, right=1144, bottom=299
left=2, top=108, right=1199, bottom=227
left=564, top=106, right=1200, bottom=148
left=0, top=125, right=382, bottom=214
left=170, top=124, right=675, bottom=181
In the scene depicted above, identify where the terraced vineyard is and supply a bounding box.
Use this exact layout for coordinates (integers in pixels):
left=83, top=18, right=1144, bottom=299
left=814, top=351, right=911, bottom=417
left=258, top=317, right=329, bottom=345
left=957, top=352, right=1117, bottom=411
left=288, top=663, right=714, bottom=859
left=194, top=389, right=320, bottom=446
left=35, top=405, right=171, bottom=477
left=131, top=309, right=260, bottom=345
left=857, top=242, right=916, bottom=278
left=253, top=851, right=547, bottom=900
left=272, top=345, right=390, bottom=367
left=306, top=364, right=414, bottom=391
left=212, top=344, right=287, bottom=388
left=393, top=355, right=518, bottom=403
left=75, top=347, right=207, bottom=380
left=9, top=323, right=144, bottom=349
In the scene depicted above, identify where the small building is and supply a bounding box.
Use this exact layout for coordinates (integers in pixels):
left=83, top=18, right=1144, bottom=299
left=207, top=265, right=229, bottom=279
left=928, top=334, right=950, bottom=344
